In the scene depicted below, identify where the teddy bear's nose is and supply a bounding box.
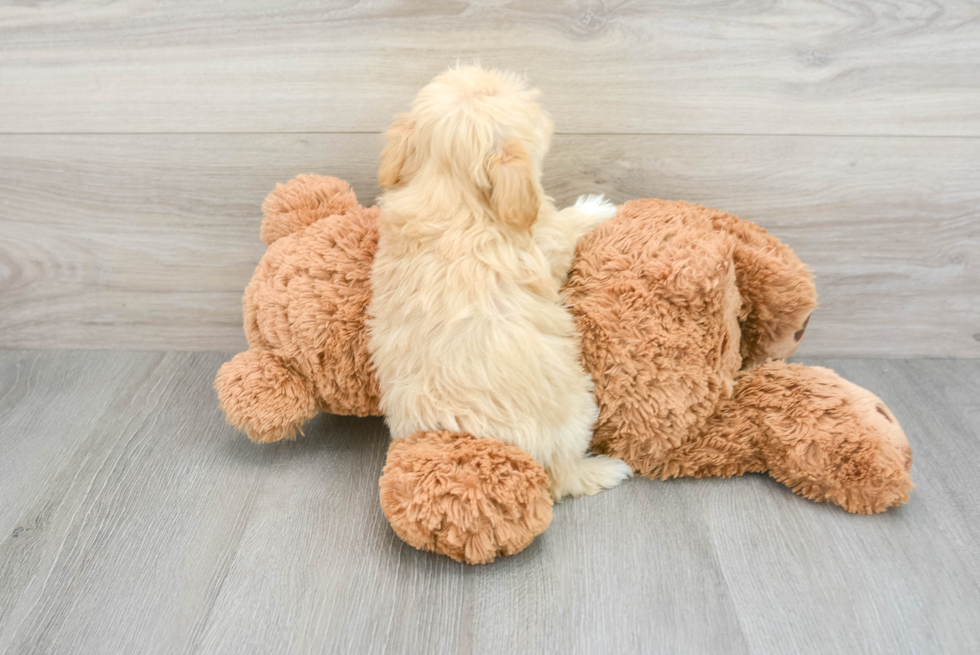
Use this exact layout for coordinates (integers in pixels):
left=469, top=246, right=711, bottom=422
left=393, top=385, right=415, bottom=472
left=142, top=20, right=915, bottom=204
left=876, top=404, right=894, bottom=423
left=794, top=314, right=811, bottom=342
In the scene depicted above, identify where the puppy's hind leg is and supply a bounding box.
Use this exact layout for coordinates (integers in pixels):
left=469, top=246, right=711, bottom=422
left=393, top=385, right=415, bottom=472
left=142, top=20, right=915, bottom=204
left=541, top=385, right=631, bottom=501
left=547, top=451, right=633, bottom=502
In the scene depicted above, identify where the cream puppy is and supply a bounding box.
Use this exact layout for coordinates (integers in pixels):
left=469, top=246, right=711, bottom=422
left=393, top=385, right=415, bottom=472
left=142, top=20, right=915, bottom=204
left=367, top=66, right=632, bottom=500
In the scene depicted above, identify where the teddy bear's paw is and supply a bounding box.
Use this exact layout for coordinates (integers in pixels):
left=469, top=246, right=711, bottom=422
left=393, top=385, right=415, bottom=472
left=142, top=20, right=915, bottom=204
left=777, top=438, right=913, bottom=515
left=380, top=431, right=553, bottom=564
left=573, top=194, right=618, bottom=231
left=763, top=366, right=914, bottom=514
left=824, top=383, right=914, bottom=514
left=548, top=453, right=633, bottom=502
left=214, top=349, right=318, bottom=442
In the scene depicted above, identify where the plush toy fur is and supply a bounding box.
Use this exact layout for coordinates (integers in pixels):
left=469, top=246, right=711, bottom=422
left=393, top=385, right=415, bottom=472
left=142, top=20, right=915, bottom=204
left=216, top=175, right=914, bottom=564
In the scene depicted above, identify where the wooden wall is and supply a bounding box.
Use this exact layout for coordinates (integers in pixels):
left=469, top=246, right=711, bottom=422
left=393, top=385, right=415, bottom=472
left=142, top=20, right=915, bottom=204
left=1, top=1, right=978, bottom=356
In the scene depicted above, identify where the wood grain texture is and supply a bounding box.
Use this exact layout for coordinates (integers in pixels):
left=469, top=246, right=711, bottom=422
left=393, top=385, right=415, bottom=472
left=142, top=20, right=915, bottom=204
left=1, top=0, right=979, bottom=135
left=0, top=351, right=978, bottom=654
left=1, top=133, right=977, bottom=356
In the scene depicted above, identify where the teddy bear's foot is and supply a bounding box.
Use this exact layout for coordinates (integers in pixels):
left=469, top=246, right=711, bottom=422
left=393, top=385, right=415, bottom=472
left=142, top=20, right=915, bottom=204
left=260, top=174, right=360, bottom=245
left=379, top=431, right=553, bottom=564
left=742, top=362, right=914, bottom=514
left=798, top=369, right=914, bottom=514
left=214, top=349, right=319, bottom=443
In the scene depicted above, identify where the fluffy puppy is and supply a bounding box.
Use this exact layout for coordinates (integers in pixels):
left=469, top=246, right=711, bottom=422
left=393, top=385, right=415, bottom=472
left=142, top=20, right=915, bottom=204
left=367, top=65, right=632, bottom=500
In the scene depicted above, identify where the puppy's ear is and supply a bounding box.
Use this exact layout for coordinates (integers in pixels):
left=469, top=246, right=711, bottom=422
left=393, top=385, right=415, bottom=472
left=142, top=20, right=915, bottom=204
left=487, top=141, right=540, bottom=232
left=378, top=116, right=414, bottom=188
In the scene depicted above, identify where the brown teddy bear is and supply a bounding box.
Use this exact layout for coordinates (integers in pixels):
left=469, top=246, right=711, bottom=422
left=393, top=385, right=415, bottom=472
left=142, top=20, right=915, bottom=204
left=215, top=174, right=914, bottom=564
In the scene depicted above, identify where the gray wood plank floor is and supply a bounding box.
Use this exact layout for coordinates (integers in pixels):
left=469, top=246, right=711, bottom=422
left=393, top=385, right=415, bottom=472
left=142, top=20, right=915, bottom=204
left=0, top=351, right=977, bottom=654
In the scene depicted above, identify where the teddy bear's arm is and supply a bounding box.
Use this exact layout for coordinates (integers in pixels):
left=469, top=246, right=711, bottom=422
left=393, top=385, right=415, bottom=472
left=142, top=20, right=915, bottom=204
left=379, top=430, right=553, bottom=564
left=215, top=349, right=319, bottom=442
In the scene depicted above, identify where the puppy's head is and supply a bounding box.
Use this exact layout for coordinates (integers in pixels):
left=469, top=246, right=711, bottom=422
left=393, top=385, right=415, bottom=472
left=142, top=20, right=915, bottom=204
left=379, top=65, right=554, bottom=232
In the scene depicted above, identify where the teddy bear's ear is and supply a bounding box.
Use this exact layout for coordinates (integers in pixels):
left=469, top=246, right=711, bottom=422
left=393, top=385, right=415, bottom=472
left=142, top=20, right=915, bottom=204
left=378, top=116, right=414, bottom=188
left=485, top=140, right=540, bottom=233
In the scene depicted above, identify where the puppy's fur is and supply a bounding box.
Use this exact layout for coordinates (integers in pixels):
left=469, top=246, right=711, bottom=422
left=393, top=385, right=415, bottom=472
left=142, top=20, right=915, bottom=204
left=367, top=66, right=632, bottom=500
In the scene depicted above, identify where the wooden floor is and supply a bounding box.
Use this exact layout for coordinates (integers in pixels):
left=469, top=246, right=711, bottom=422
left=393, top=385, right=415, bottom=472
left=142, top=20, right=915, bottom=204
left=0, top=351, right=977, bottom=654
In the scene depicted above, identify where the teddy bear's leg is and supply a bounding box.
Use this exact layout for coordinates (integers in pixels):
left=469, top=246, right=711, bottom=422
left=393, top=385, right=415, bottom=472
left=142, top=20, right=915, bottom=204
left=658, top=361, right=913, bottom=513
left=711, top=214, right=818, bottom=367
left=259, top=174, right=361, bottom=245
left=750, top=363, right=913, bottom=513
left=379, top=430, right=554, bottom=564
left=650, top=420, right=768, bottom=481
left=214, top=349, right=319, bottom=443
